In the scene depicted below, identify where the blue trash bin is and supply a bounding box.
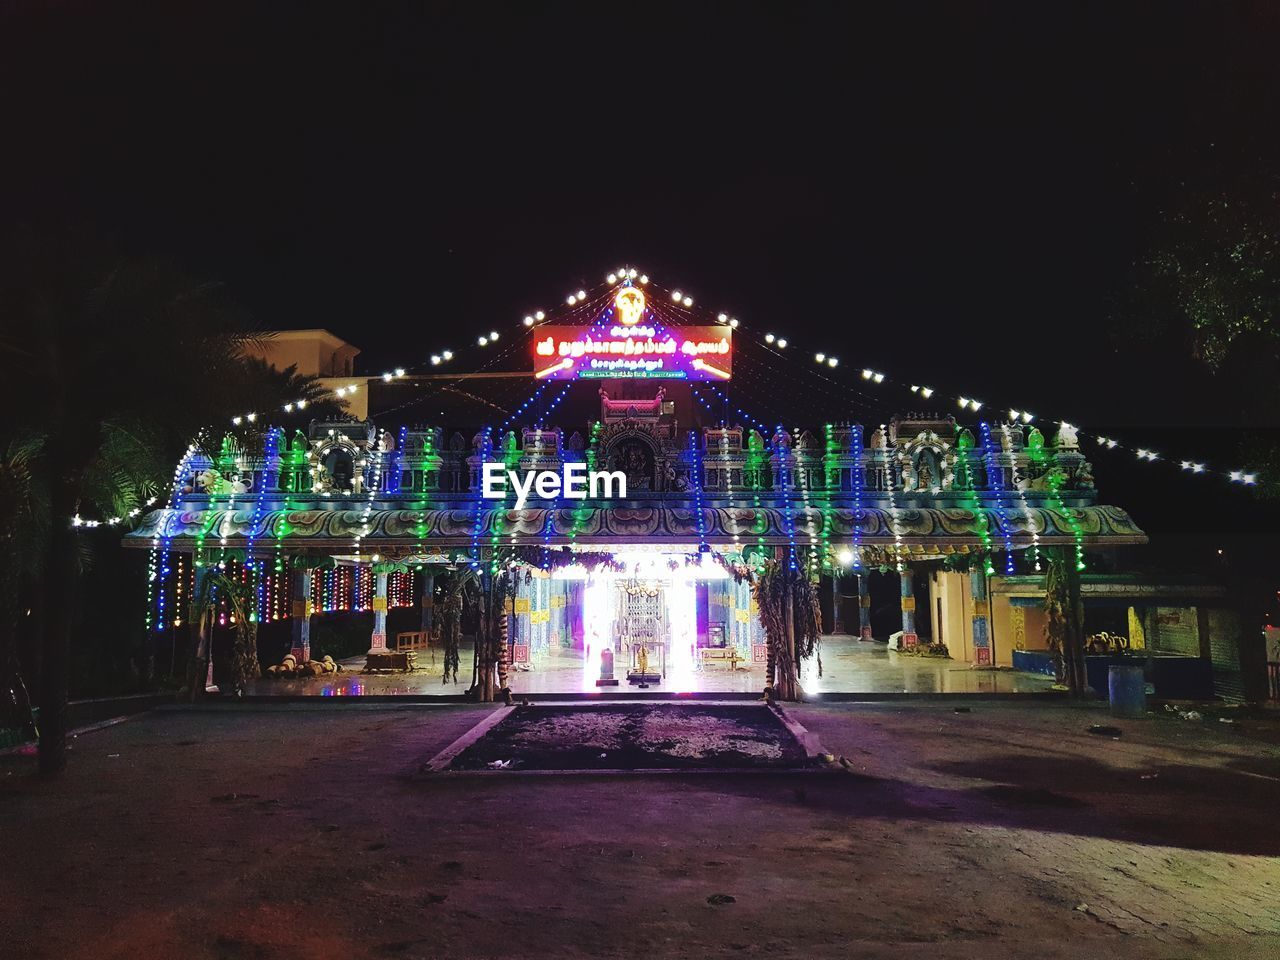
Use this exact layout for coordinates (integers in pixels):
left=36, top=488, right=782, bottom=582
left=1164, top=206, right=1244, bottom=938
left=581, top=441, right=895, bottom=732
left=1108, top=664, right=1146, bottom=718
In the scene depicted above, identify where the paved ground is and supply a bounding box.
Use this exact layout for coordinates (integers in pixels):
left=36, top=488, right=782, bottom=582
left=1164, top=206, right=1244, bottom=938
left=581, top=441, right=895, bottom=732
left=2, top=700, right=1277, bottom=959
left=249, top=634, right=1055, bottom=696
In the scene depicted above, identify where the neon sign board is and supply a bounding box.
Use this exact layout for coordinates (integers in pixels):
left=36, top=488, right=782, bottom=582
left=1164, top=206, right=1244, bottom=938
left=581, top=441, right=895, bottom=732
left=532, top=324, right=733, bottom=381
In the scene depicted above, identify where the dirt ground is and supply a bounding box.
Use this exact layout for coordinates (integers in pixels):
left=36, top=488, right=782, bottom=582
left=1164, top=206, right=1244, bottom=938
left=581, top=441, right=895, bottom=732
left=2, top=700, right=1278, bottom=960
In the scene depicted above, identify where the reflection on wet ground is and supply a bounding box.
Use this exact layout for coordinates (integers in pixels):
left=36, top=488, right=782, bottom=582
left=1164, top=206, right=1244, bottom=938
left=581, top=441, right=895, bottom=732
left=247, top=634, right=1057, bottom=697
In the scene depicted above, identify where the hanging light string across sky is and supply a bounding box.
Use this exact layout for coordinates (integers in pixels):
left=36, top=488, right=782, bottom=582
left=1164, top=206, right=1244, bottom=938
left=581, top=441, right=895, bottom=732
left=76, top=266, right=1263, bottom=530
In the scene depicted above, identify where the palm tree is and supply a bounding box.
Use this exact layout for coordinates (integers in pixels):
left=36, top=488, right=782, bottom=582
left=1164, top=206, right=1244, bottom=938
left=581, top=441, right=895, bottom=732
left=0, top=226, right=339, bottom=774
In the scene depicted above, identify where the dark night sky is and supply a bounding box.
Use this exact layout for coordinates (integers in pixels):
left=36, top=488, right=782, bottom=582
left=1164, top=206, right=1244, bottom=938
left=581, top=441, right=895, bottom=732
left=4, top=1, right=1280, bottom=545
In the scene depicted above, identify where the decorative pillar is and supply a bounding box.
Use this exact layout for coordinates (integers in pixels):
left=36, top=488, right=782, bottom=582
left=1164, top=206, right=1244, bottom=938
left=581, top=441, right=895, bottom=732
left=290, top=567, right=313, bottom=662
left=368, top=570, right=389, bottom=654
left=970, top=567, right=991, bottom=665
left=899, top=567, right=918, bottom=649
left=858, top=573, right=873, bottom=640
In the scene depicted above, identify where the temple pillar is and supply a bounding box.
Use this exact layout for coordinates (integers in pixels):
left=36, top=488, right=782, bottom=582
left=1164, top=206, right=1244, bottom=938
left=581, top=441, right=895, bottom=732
left=368, top=571, right=389, bottom=654
left=899, top=567, right=918, bottom=649
left=858, top=573, right=873, bottom=640
left=970, top=567, right=992, bottom=665
left=290, top=567, right=313, bottom=662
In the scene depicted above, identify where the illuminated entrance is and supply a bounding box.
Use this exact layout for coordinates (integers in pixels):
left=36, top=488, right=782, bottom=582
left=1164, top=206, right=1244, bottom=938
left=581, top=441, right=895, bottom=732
left=565, top=549, right=739, bottom=692
left=124, top=269, right=1147, bottom=700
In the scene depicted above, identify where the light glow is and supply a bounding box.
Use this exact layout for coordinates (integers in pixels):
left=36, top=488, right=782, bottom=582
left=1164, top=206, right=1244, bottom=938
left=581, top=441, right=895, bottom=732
left=614, top=286, right=647, bottom=326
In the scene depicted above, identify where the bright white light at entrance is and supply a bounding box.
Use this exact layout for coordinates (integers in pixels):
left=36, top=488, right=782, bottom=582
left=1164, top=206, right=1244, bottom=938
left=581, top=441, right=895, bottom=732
left=666, top=569, right=697, bottom=693
left=837, top=547, right=854, bottom=566
left=581, top=570, right=614, bottom=692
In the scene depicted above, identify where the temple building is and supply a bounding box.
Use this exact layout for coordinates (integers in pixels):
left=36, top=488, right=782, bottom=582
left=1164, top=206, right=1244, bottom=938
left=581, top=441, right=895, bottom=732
left=123, top=277, right=1259, bottom=700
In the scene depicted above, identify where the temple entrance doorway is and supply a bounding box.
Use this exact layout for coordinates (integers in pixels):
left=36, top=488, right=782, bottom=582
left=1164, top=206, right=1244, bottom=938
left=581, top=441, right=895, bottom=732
left=616, top=579, right=667, bottom=681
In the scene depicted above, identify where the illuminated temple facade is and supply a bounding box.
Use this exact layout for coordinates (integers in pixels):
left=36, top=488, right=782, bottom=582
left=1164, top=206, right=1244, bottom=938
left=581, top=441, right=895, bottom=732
left=126, top=382, right=1147, bottom=688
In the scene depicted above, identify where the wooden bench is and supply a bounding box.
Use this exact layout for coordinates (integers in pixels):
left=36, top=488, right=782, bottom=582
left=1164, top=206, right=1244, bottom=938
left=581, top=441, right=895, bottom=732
left=396, top=630, right=436, bottom=664
left=698, top=647, right=742, bottom=670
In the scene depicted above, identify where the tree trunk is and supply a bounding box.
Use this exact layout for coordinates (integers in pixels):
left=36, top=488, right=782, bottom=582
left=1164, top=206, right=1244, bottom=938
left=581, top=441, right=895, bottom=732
left=495, top=588, right=511, bottom=702
left=474, top=575, right=495, bottom=702
left=775, top=575, right=800, bottom=701
left=185, top=605, right=213, bottom=703
left=1063, top=555, right=1087, bottom=697
left=38, top=487, right=80, bottom=777
left=229, top=622, right=260, bottom=693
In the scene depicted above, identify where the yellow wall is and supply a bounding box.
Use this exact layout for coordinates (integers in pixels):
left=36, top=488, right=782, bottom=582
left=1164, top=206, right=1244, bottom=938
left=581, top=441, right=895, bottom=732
left=246, top=330, right=361, bottom=379
left=931, top=569, right=973, bottom=663
left=990, top=592, right=1015, bottom=666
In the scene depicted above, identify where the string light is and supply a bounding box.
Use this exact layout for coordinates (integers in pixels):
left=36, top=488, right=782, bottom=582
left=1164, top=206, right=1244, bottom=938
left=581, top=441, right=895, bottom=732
left=978, top=421, right=1015, bottom=574
left=879, top=424, right=905, bottom=572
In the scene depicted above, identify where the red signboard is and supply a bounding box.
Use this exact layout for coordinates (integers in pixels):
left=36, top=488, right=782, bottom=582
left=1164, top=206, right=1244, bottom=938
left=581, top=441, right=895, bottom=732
left=532, top=325, right=732, bottom=381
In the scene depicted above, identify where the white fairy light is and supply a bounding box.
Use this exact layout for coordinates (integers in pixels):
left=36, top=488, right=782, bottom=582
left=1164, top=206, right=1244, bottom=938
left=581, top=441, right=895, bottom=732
left=815, top=352, right=826, bottom=363
left=489, top=331, right=499, bottom=341
left=431, top=355, right=441, bottom=365
left=765, top=333, right=775, bottom=343
left=442, top=350, right=453, bottom=360
left=728, top=318, right=738, bottom=328
left=478, top=336, right=488, bottom=346
left=534, top=310, right=545, bottom=321
left=671, top=290, right=683, bottom=301
left=828, top=357, right=839, bottom=367
left=776, top=338, right=787, bottom=348
left=682, top=296, right=693, bottom=307
left=524, top=315, right=535, bottom=326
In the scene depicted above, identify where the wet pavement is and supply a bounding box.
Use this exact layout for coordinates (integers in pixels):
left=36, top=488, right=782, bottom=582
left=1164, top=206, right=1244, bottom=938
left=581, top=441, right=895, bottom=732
left=246, top=633, right=1057, bottom=697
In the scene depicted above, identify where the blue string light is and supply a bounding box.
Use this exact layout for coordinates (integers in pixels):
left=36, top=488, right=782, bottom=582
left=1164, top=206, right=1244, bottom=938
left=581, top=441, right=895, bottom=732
left=775, top=425, right=799, bottom=572
left=469, top=426, right=494, bottom=569
left=851, top=423, right=864, bottom=570
left=978, top=420, right=1017, bottom=574
left=687, top=429, right=709, bottom=553
left=700, top=383, right=768, bottom=434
